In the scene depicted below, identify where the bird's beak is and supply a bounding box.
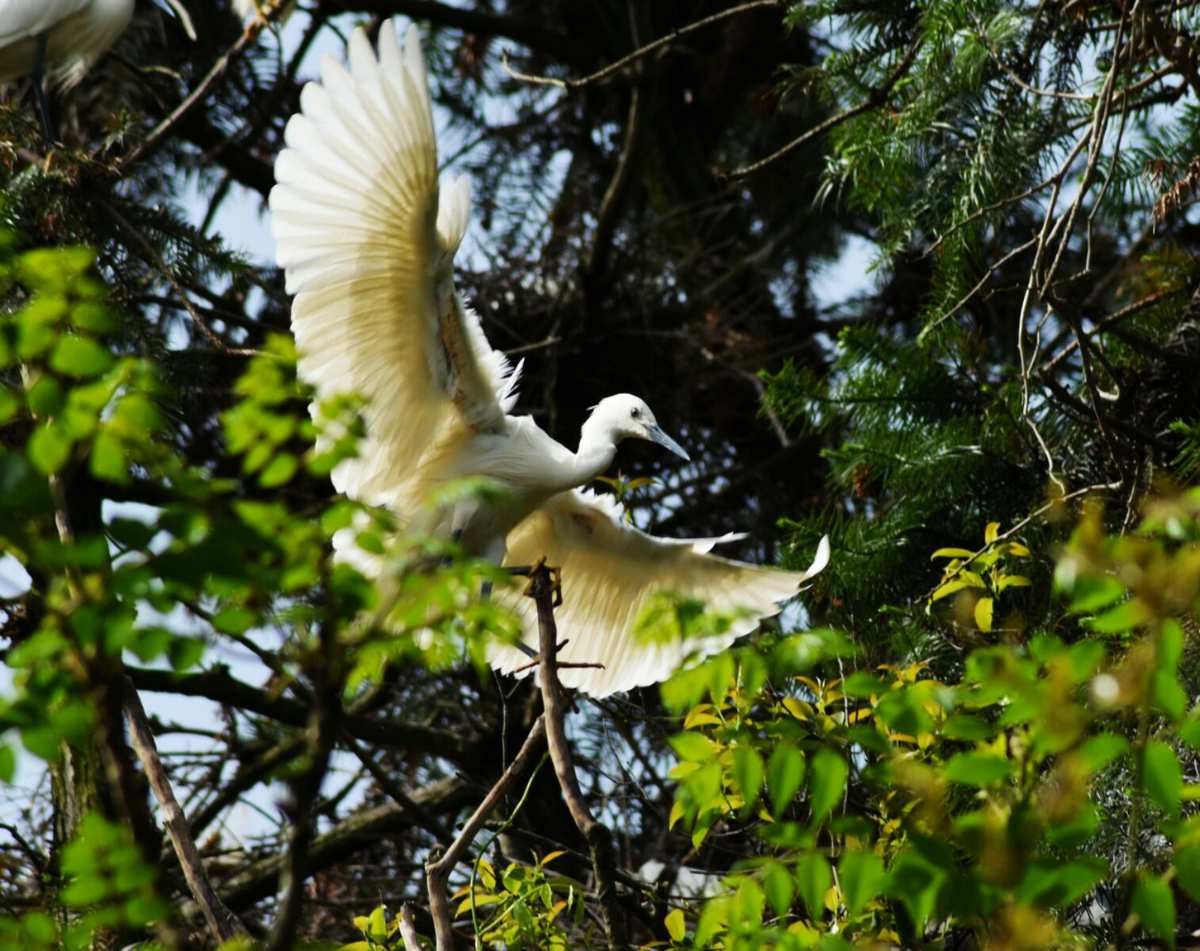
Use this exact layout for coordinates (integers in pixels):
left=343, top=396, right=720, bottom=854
left=645, top=425, right=690, bottom=462
left=152, top=0, right=198, bottom=40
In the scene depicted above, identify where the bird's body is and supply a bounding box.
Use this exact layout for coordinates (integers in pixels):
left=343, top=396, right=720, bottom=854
left=0, top=0, right=134, bottom=88
left=271, top=19, right=829, bottom=696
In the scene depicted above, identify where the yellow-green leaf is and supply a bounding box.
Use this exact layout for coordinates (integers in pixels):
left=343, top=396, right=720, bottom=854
left=974, top=597, right=994, bottom=633
left=930, top=547, right=974, bottom=559
left=665, top=907, right=686, bottom=942
left=984, top=521, right=1001, bottom=543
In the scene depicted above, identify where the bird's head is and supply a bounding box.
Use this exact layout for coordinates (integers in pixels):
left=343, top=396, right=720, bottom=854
left=585, top=394, right=690, bottom=461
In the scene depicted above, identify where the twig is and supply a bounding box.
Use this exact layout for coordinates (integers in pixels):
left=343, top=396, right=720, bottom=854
left=584, top=0, right=645, bottom=293
left=113, top=0, right=289, bottom=174
left=1042, top=286, right=1183, bottom=373
left=723, top=36, right=923, bottom=181
left=529, top=564, right=627, bottom=949
left=123, top=680, right=247, bottom=944
left=398, top=905, right=422, bottom=951
left=501, top=0, right=782, bottom=92
left=99, top=199, right=258, bottom=356
left=342, top=732, right=454, bottom=846
left=424, top=716, right=547, bottom=951
left=922, top=481, right=1120, bottom=601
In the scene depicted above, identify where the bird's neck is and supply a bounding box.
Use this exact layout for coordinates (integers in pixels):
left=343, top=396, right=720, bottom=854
left=570, top=420, right=618, bottom=485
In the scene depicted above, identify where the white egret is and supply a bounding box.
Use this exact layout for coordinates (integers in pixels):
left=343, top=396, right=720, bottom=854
left=269, top=19, right=830, bottom=697
left=0, top=0, right=195, bottom=140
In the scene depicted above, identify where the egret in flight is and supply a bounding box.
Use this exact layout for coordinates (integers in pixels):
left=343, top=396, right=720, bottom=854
left=0, top=0, right=195, bottom=140
left=269, top=19, right=829, bottom=697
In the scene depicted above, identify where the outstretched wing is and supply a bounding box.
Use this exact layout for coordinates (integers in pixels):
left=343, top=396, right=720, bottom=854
left=270, top=20, right=519, bottom=509
left=490, top=490, right=830, bottom=697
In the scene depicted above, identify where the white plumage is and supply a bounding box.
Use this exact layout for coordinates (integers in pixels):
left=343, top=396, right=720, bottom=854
left=0, top=0, right=195, bottom=141
left=270, top=19, right=830, bottom=697
left=0, top=0, right=135, bottom=88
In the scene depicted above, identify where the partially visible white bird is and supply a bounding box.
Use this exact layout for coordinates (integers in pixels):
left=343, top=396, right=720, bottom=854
left=269, top=19, right=830, bottom=697
left=0, top=0, right=195, bottom=139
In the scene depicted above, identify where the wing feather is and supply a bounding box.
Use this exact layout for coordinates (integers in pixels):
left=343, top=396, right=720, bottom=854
left=270, top=20, right=517, bottom=512
left=490, top=490, right=830, bottom=697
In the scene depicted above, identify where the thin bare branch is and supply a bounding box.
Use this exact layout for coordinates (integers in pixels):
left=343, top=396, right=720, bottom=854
left=502, top=0, right=783, bottom=92
left=113, top=0, right=289, bottom=174
left=723, top=36, right=923, bottom=181
left=424, top=717, right=547, bottom=950
left=123, top=680, right=247, bottom=944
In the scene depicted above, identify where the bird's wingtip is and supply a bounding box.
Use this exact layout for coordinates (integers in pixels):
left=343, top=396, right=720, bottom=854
left=801, top=534, right=831, bottom=583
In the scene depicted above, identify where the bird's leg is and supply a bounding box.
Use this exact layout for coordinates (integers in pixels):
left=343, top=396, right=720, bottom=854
left=31, top=33, right=57, bottom=146
left=508, top=557, right=562, bottom=607
left=506, top=558, right=568, bottom=662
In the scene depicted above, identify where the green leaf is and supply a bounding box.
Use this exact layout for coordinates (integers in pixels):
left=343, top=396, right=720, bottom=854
left=366, top=905, right=388, bottom=941
left=840, top=671, right=887, bottom=697
left=664, top=907, right=685, bottom=942
left=90, top=430, right=127, bottom=483
left=28, top=423, right=72, bottom=474
left=1142, top=741, right=1181, bottom=817
left=839, top=851, right=884, bottom=917
left=944, top=753, right=1015, bottom=786
left=1131, top=874, right=1175, bottom=949
left=766, top=743, right=805, bottom=816
left=1087, top=598, right=1153, bottom=633
left=0, top=745, right=15, bottom=784
left=1181, top=716, right=1200, bottom=751
left=670, top=732, right=716, bottom=763
left=212, top=606, right=256, bottom=635
left=50, top=334, right=112, bottom=378
left=884, top=851, right=942, bottom=935
left=1078, top=733, right=1128, bottom=773
left=258, top=452, right=298, bottom=487
left=793, top=852, right=831, bottom=921
left=732, top=744, right=763, bottom=811
left=1174, top=845, right=1200, bottom=903
left=1152, top=670, right=1186, bottom=721
left=941, top=714, right=992, bottom=741
left=808, top=749, right=847, bottom=824
left=763, top=861, right=794, bottom=917
left=930, top=547, right=974, bottom=559
left=1017, top=857, right=1106, bottom=908
left=1067, top=575, right=1125, bottom=612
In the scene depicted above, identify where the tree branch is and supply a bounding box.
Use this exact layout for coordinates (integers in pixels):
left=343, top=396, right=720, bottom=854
left=123, top=680, right=247, bottom=944
left=530, top=565, right=627, bottom=949
left=126, top=665, right=464, bottom=758
left=424, top=716, right=547, bottom=951
left=219, top=775, right=472, bottom=911
left=722, top=35, right=924, bottom=181
left=326, top=0, right=574, bottom=62
left=502, top=0, right=783, bottom=92
left=113, top=0, right=289, bottom=175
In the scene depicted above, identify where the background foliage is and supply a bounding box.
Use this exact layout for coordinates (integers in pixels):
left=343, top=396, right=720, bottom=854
left=2, top=0, right=1200, bottom=948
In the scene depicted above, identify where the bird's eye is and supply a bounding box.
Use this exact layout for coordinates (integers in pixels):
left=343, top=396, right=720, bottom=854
left=631, top=407, right=641, bottom=419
